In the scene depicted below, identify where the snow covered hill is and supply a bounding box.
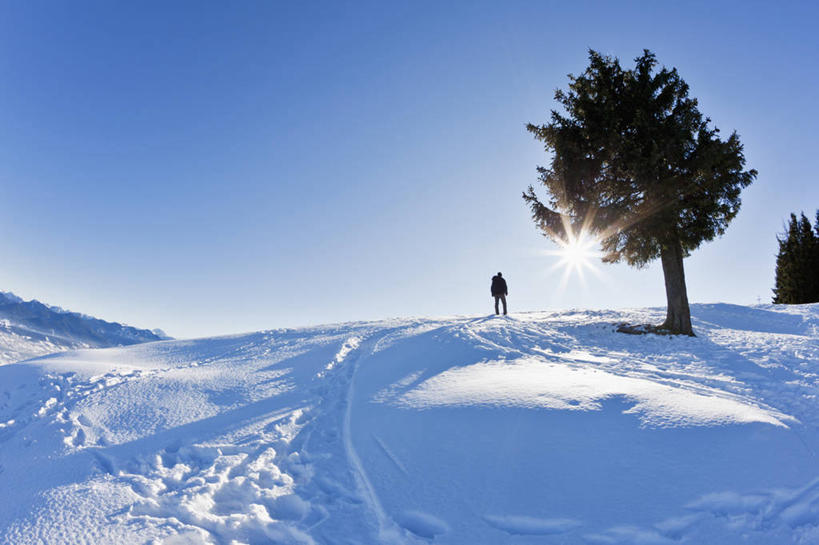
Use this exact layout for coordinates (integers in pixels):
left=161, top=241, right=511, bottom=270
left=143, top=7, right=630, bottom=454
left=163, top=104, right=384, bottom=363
left=0, top=291, right=166, bottom=365
left=1, top=303, right=818, bottom=544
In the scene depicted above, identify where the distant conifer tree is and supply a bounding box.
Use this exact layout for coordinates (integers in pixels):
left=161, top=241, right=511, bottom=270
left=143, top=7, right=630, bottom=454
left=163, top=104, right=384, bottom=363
left=773, top=212, right=819, bottom=304
left=525, top=50, right=756, bottom=335
left=815, top=211, right=819, bottom=300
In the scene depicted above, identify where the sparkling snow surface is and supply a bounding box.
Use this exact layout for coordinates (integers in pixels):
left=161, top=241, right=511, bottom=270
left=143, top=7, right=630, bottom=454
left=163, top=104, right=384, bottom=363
left=1, top=303, right=818, bottom=544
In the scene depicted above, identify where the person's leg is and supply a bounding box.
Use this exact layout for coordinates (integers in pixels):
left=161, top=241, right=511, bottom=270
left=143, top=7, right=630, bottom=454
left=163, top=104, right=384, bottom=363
left=501, top=295, right=507, bottom=315
left=494, top=296, right=500, bottom=315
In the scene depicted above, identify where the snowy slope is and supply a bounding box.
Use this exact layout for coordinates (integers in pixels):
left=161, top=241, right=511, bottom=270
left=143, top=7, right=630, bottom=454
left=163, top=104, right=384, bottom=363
left=1, top=303, right=818, bottom=544
left=0, top=291, right=166, bottom=365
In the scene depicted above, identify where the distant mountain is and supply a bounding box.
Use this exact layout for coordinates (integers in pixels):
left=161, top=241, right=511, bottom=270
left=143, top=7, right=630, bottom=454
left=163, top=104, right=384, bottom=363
left=0, top=291, right=167, bottom=364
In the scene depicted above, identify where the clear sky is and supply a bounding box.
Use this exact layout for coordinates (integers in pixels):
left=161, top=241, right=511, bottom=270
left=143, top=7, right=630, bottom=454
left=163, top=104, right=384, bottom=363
left=1, top=1, right=817, bottom=338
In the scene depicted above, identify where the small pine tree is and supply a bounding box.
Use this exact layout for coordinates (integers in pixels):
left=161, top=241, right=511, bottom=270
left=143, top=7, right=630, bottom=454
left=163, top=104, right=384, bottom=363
left=773, top=211, right=819, bottom=304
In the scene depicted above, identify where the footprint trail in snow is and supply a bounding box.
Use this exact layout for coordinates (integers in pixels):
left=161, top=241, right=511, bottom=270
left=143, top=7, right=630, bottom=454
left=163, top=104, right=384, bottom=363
left=0, top=303, right=818, bottom=544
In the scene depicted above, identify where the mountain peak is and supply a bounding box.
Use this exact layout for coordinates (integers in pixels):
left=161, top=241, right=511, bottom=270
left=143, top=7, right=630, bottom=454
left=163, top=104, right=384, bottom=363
left=0, top=290, right=167, bottom=364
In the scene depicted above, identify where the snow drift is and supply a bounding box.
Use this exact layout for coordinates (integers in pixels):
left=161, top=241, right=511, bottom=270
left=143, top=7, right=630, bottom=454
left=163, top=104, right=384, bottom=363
left=0, top=303, right=818, bottom=544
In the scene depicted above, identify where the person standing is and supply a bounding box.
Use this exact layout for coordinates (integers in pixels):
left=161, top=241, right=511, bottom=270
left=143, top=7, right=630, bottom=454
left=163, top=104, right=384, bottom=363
left=491, top=272, right=508, bottom=315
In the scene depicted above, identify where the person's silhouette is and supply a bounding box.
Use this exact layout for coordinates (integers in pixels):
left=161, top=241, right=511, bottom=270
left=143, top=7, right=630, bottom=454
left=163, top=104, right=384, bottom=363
left=491, top=272, right=508, bottom=315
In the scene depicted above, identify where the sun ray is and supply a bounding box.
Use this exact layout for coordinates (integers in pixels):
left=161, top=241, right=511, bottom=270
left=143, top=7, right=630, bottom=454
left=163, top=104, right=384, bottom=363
left=544, top=226, right=603, bottom=286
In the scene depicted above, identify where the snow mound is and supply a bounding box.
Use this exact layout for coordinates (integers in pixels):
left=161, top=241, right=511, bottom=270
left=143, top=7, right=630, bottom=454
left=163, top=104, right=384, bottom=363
left=0, top=303, right=818, bottom=544
left=386, top=357, right=791, bottom=427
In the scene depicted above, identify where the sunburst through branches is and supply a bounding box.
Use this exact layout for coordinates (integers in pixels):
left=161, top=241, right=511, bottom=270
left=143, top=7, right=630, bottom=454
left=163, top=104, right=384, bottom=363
left=545, top=228, right=603, bottom=289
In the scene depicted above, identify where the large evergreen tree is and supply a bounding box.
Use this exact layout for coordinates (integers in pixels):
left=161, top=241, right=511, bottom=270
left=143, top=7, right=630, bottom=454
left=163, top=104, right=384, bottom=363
left=524, top=50, right=756, bottom=335
left=773, top=212, right=819, bottom=304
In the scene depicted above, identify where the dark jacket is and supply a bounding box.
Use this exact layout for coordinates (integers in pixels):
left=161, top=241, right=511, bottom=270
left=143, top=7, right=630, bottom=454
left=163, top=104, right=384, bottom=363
left=491, top=275, right=508, bottom=296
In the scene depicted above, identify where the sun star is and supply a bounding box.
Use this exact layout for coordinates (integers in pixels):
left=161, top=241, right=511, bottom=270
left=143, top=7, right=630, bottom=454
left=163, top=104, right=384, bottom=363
left=545, top=230, right=603, bottom=286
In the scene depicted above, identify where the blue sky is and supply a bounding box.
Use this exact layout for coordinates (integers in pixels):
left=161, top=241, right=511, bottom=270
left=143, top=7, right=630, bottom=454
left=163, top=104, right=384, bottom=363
left=1, top=1, right=817, bottom=338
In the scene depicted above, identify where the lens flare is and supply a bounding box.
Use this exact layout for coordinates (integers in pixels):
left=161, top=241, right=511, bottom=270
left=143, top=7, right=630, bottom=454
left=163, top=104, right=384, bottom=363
left=554, top=232, right=601, bottom=272
left=544, top=230, right=603, bottom=290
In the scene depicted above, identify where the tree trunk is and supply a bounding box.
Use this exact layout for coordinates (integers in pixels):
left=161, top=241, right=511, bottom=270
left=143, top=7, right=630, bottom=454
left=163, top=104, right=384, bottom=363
left=659, top=239, right=694, bottom=336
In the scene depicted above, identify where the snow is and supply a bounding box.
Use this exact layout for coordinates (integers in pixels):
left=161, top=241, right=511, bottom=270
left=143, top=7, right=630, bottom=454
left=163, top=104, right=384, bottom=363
left=0, top=303, right=818, bottom=544
left=387, top=357, right=790, bottom=427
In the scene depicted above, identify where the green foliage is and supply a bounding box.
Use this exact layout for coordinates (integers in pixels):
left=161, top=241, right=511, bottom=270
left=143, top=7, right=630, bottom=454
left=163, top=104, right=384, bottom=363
left=773, top=212, right=819, bottom=304
left=524, top=49, right=757, bottom=267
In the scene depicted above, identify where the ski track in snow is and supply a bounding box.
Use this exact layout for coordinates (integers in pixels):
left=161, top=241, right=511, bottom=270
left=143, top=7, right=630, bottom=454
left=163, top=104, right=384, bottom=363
left=0, top=304, right=818, bottom=543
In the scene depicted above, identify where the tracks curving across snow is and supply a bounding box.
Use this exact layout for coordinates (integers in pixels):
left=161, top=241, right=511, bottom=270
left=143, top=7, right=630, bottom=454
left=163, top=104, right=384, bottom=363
left=1, top=305, right=819, bottom=544
left=338, top=334, right=418, bottom=544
